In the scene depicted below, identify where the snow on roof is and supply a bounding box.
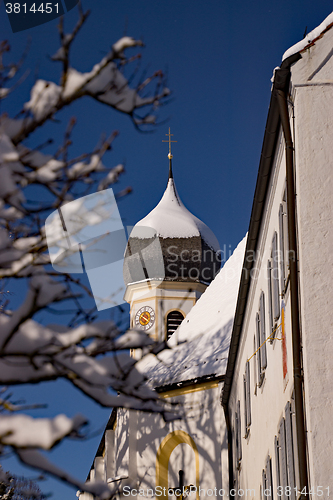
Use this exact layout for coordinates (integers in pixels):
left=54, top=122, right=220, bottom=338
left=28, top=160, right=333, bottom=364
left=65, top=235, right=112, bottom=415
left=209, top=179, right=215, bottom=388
left=282, top=11, right=333, bottom=61
left=136, top=177, right=219, bottom=251
left=138, top=235, right=247, bottom=387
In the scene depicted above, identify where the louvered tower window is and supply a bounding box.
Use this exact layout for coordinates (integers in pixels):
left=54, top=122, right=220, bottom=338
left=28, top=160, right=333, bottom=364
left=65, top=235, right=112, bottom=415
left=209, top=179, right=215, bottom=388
left=166, top=311, right=184, bottom=340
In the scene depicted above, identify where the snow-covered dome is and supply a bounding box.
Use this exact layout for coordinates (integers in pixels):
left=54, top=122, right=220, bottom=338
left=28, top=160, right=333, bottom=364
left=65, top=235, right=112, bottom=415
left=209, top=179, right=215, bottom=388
left=123, top=164, right=221, bottom=286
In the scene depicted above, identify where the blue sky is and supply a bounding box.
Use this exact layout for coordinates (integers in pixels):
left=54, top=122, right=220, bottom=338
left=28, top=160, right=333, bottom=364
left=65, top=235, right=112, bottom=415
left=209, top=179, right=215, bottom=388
left=1, top=1, right=333, bottom=498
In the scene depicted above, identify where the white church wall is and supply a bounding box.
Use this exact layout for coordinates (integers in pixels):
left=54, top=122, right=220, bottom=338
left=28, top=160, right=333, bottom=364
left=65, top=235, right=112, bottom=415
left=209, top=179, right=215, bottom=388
left=114, top=408, right=130, bottom=481
left=116, top=383, right=226, bottom=499
left=94, top=456, right=106, bottom=482
left=292, top=25, right=333, bottom=492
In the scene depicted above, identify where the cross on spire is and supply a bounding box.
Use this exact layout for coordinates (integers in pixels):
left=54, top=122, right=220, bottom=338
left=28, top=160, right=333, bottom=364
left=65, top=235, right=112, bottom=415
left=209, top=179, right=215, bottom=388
left=162, top=127, right=177, bottom=159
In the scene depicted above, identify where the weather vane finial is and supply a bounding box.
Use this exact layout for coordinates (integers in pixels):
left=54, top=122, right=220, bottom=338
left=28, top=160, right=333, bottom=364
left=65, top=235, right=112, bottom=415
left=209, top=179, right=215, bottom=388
left=162, top=127, right=177, bottom=159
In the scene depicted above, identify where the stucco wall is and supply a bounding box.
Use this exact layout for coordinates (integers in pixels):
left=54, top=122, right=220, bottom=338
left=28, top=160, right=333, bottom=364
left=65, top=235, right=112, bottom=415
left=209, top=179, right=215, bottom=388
left=113, top=383, right=226, bottom=499
left=292, top=26, right=333, bottom=491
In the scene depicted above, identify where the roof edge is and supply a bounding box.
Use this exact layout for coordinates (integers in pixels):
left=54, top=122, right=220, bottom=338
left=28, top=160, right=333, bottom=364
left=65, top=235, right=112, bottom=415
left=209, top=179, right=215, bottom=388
left=156, top=373, right=225, bottom=394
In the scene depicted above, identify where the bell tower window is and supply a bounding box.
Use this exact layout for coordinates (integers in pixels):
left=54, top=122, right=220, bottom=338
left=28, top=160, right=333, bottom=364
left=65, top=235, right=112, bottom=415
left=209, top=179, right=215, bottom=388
left=166, top=310, right=185, bottom=340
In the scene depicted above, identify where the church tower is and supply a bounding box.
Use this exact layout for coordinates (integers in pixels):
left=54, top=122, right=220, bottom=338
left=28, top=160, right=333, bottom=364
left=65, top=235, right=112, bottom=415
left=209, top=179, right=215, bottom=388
left=123, top=130, right=220, bottom=342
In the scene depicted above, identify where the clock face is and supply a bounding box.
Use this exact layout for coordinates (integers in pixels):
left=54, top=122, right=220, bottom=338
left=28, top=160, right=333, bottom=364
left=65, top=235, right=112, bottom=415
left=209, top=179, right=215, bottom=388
left=135, top=306, right=155, bottom=331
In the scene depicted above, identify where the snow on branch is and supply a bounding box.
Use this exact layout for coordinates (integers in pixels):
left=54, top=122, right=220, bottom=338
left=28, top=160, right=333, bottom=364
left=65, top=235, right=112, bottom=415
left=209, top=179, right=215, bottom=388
left=0, top=413, right=87, bottom=449
left=6, top=5, right=169, bottom=145
left=0, top=4, right=174, bottom=497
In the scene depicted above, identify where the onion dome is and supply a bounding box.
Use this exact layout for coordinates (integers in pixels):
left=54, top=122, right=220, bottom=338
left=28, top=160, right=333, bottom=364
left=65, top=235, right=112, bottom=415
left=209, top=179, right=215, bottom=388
left=123, top=161, right=221, bottom=286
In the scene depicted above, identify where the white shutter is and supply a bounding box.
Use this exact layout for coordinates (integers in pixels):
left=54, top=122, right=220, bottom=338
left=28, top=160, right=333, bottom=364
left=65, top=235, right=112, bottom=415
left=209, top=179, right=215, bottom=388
left=260, top=292, right=267, bottom=370
left=279, top=204, right=285, bottom=293
left=267, top=260, right=273, bottom=335
left=237, top=400, right=242, bottom=462
left=272, top=232, right=280, bottom=321
left=246, top=361, right=251, bottom=427
left=275, top=435, right=281, bottom=490
left=291, top=395, right=300, bottom=490
left=256, top=312, right=262, bottom=384
left=243, top=374, right=247, bottom=429
left=279, top=418, right=288, bottom=500
left=285, top=402, right=296, bottom=500
left=266, top=456, right=273, bottom=500
left=262, top=469, right=266, bottom=499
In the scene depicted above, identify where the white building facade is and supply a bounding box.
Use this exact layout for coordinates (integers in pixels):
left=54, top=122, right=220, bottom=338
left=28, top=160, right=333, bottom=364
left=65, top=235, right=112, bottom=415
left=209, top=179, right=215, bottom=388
left=222, top=14, right=333, bottom=500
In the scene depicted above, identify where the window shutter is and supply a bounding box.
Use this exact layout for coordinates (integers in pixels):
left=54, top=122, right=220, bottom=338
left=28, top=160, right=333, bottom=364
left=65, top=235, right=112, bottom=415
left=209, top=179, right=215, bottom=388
left=166, top=310, right=184, bottom=339
left=246, top=361, right=251, bottom=427
left=272, top=232, right=280, bottom=321
left=237, top=400, right=242, bottom=461
left=262, top=469, right=266, bottom=498
left=285, top=401, right=296, bottom=500
left=279, top=418, right=288, bottom=500
left=267, top=260, right=273, bottom=334
left=243, top=374, right=247, bottom=429
left=256, top=313, right=262, bottom=384
left=235, top=410, right=239, bottom=469
left=260, top=292, right=267, bottom=370
left=290, top=395, right=300, bottom=490
left=274, top=435, right=281, bottom=490
left=266, top=456, right=273, bottom=500
left=279, top=204, right=285, bottom=293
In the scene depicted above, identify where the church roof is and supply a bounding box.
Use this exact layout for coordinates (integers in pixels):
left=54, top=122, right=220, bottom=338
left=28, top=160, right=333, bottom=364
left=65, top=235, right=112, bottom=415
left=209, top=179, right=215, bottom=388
left=136, top=169, right=219, bottom=247
left=137, top=235, right=247, bottom=388
left=123, top=162, right=221, bottom=285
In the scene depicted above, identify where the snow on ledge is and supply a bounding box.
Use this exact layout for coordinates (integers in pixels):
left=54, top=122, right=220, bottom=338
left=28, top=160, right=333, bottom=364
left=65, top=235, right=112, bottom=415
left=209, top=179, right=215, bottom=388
left=282, top=11, right=333, bottom=61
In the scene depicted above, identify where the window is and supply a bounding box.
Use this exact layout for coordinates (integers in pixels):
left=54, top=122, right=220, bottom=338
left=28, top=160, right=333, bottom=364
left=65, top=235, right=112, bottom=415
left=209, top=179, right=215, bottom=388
left=243, top=361, right=251, bottom=435
left=262, top=456, right=273, bottom=499
left=256, top=292, right=267, bottom=387
left=235, top=400, right=242, bottom=469
left=279, top=190, right=289, bottom=295
left=275, top=402, right=297, bottom=500
left=166, top=310, right=184, bottom=340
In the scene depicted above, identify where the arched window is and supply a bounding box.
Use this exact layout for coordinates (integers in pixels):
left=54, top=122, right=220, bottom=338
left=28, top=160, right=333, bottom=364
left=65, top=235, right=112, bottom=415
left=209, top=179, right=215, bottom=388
left=166, top=310, right=184, bottom=340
